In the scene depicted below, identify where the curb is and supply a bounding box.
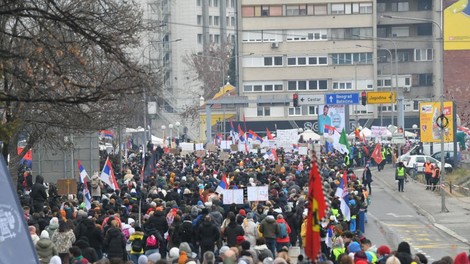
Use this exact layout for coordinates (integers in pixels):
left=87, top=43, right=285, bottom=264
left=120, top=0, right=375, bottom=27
left=370, top=167, right=470, bottom=246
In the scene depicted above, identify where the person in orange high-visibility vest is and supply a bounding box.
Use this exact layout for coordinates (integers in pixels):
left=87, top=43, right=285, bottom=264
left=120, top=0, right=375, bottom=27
left=424, top=160, right=433, bottom=190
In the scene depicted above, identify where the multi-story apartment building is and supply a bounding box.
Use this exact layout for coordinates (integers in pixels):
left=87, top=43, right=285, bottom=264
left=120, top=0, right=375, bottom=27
left=136, top=0, right=236, bottom=140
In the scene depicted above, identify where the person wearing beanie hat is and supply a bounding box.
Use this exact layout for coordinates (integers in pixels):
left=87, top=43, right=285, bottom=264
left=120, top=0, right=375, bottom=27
left=138, top=254, right=148, bottom=264
left=415, top=253, right=428, bottom=264
left=169, top=247, right=180, bottom=260
left=348, top=241, right=361, bottom=254
left=148, top=252, right=161, bottom=263
left=36, top=230, right=57, bottom=264
left=354, top=251, right=368, bottom=263
left=377, top=245, right=391, bottom=264
left=46, top=217, right=60, bottom=238
left=49, top=255, right=62, bottom=264
left=259, top=215, right=278, bottom=257
left=455, top=252, right=470, bottom=264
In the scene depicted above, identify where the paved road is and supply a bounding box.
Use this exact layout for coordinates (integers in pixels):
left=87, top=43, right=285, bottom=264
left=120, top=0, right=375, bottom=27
left=359, top=164, right=469, bottom=261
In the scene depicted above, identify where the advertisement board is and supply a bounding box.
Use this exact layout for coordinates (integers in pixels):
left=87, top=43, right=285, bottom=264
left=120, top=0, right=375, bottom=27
left=419, top=101, right=454, bottom=143
left=444, top=2, right=470, bottom=50
left=317, top=104, right=345, bottom=134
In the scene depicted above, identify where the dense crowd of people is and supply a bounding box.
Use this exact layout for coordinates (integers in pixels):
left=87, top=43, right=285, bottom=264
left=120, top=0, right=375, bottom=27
left=16, top=140, right=469, bottom=264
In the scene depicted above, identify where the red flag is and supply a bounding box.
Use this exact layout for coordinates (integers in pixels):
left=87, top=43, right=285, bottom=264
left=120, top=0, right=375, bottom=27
left=305, top=155, right=326, bottom=260
left=371, top=143, right=383, bottom=164
left=342, top=169, right=348, bottom=189
left=362, top=145, right=369, bottom=157
left=355, top=128, right=362, bottom=141
left=266, top=128, right=274, bottom=140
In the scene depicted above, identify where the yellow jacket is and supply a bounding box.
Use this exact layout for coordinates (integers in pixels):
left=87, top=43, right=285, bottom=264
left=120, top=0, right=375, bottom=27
left=129, top=231, right=144, bottom=254
left=300, top=218, right=307, bottom=246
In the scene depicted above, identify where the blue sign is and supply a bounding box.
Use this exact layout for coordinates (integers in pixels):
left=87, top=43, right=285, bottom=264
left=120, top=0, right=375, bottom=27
left=325, top=93, right=360, bottom=105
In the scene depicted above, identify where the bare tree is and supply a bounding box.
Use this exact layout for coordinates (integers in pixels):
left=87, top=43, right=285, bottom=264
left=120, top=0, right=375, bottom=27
left=180, top=43, right=233, bottom=124
left=0, top=0, right=156, bottom=174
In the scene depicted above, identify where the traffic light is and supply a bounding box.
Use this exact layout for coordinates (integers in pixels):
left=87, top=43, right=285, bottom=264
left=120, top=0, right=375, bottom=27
left=293, top=93, right=299, bottom=107
left=361, top=91, right=367, bottom=106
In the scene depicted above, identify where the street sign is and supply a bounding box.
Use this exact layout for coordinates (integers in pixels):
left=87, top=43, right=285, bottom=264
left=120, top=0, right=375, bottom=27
left=298, top=94, right=325, bottom=105
left=324, top=93, right=360, bottom=105
left=391, top=132, right=406, bottom=144
left=367, top=92, right=396, bottom=104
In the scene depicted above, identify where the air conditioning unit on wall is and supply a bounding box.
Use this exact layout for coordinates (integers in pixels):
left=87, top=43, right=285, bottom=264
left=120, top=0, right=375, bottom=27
left=271, top=42, right=279, bottom=48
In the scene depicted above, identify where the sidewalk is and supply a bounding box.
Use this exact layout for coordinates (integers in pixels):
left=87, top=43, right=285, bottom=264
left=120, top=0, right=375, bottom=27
left=370, top=164, right=470, bottom=245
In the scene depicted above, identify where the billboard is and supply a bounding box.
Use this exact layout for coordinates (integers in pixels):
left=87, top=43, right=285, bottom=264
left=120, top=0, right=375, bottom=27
left=419, top=101, right=454, bottom=143
left=444, top=1, right=470, bottom=50
left=317, top=104, right=345, bottom=134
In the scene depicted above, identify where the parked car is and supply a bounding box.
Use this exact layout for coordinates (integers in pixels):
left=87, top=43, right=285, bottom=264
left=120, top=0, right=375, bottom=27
left=401, top=155, right=453, bottom=174
left=431, top=151, right=462, bottom=167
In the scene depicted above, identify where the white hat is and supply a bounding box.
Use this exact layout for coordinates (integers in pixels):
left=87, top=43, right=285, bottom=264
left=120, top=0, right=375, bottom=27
left=49, top=256, right=62, bottom=264
left=148, top=252, right=161, bottom=263
left=40, top=230, right=49, bottom=239
left=169, top=247, right=180, bottom=258
left=128, top=218, right=135, bottom=225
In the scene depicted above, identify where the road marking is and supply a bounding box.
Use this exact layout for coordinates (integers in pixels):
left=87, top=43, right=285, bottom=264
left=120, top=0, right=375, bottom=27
left=386, top=213, right=414, bottom=218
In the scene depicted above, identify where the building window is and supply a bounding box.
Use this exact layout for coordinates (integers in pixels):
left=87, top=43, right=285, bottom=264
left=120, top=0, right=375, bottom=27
left=332, top=53, right=373, bottom=65
left=417, top=23, right=433, bottom=36
left=333, top=81, right=353, bottom=90
left=197, top=34, right=202, bottom=44
left=377, top=3, right=386, bottom=12
left=418, top=73, right=433, bottom=86
left=359, top=3, right=373, bottom=13
left=242, top=6, right=255, bottom=17
left=197, top=0, right=201, bottom=6
left=214, top=16, right=219, bottom=26
left=286, top=5, right=307, bottom=16
left=214, top=34, right=220, bottom=43
left=214, top=0, right=218, bottom=7
left=392, top=27, right=410, bottom=37
left=308, top=106, right=318, bottom=115
left=414, top=49, right=433, bottom=61
left=197, top=15, right=202, bottom=26
left=209, top=16, right=213, bottom=26
left=287, top=56, right=328, bottom=66
left=243, top=82, right=284, bottom=92
left=392, top=2, right=409, bottom=12
left=264, top=56, right=283, bottom=66
left=418, top=0, right=432, bottom=10
left=288, top=107, right=302, bottom=116
left=331, top=4, right=345, bottom=14
left=257, top=107, right=270, bottom=116
left=314, top=4, right=327, bottom=15
left=231, top=17, right=235, bottom=26
left=288, top=80, right=327, bottom=90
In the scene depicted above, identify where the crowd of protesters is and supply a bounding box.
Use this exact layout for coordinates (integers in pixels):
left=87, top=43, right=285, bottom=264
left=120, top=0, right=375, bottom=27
left=16, top=140, right=469, bottom=264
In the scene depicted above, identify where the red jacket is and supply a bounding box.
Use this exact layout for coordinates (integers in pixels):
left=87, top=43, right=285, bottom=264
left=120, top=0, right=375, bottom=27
left=276, top=218, right=291, bottom=243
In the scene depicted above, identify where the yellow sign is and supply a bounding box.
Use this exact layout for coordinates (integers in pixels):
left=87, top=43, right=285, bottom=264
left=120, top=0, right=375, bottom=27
left=366, top=92, right=396, bottom=104
left=444, top=1, right=470, bottom=50
left=419, top=101, right=454, bottom=143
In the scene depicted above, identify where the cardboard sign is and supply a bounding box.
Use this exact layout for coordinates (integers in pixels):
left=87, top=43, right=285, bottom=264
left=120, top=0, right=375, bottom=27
left=206, top=143, right=217, bottom=152
left=252, top=144, right=260, bottom=149
left=57, top=179, right=78, bottom=195
left=196, top=150, right=206, bottom=158
left=230, top=144, right=238, bottom=152
left=169, top=148, right=179, bottom=155
left=195, top=143, right=204, bottom=151
left=222, top=189, right=244, bottom=204
left=219, top=152, right=229, bottom=161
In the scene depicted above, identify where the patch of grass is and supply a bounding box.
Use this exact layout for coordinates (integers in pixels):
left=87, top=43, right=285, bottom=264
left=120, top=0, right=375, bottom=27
left=445, top=168, right=470, bottom=185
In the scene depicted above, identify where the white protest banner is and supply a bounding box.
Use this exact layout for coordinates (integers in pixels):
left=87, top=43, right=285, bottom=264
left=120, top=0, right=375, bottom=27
left=371, top=126, right=389, bottom=138
left=220, top=140, right=231, bottom=149
left=276, top=129, right=298, bottom=150
left=247, top=186, right=269, bottom=201
left=298, top=146, right=308, bottom=155
left=223, top=189, right=244, bottom=204
left=180, top=142, right=194, bottom=152
left=195, top=143, right=204, bottom=151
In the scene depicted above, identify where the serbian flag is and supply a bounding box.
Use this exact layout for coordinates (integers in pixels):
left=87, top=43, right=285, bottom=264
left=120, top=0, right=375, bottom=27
left=77, top=160, right=92, bottom=210
left=371, top=143, right=383, bottom=164
left=305, top=155, right=327, bottom=260
left=248, top=130, right=263, bottom=142
left=216, top=174, right=229, bottom=194
left=238, top=125, right=245, bottom=142
left=334, top=170, right=350, bottom=221
left=100, top=157, right=119, bottom=190
left=215, top=133, right=223, bottom=144
left=266, top=128, right=274, bottom=140
left=99, top=130, right=114, bottom=139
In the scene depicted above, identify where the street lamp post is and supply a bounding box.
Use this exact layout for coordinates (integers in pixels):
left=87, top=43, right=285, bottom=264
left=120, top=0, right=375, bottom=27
left=161, top=125, right=166, bottom=147
left=175, top=121, right=181, bottom=140
left=169, top=124, right=173, bottom=147
left=382, top=11, right=447, bottom=212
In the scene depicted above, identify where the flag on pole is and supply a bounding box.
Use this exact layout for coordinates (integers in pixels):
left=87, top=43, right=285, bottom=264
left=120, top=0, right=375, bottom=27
left=266, top=128, right=274, bottom=140
left=248, top=130, right=263, bottom=142
left=338, top=128, right=351, bottom=154
left=355, top=128, right=362, bottom=142
left=77, top=160, right=92, bottom=210
left=99, top=130, right=114, bottom=139
left=371, top=143, right=383, bottom=164
left=100, top=157, right=120, bottom=190
left=305, top=155, right=326, bottom=260
left=238, top=125, right=245, bottom=142
left=334, top=170, right=350, bottom=221
left=215, top=174, right=229, bottom=194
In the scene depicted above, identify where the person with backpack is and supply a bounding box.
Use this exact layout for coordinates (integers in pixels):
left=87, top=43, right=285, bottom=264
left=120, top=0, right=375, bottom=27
left=275, top=214, right=291, bottom=253
left=223, top=214, right=245, bottom=247
left=129, top=226, right=145, bottom=264
left=143, top=225, right=164, bottom=257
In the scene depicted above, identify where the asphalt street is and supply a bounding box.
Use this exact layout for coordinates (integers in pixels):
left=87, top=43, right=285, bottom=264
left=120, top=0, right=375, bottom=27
left=359, top=164, right=470, bottom=261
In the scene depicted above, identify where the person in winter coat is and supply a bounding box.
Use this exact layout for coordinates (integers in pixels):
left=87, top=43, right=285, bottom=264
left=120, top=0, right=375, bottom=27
left=179, top=215, right=195, bottom=250
left=362, top=164, right=373, bottom=195
left=129, top=226, right=145, bottom=264
left=259, top=215, right=279, bottom=257
left=36, top=230, right=57, bottom=264
left=31, top=175, right=48, bottom=213
left=51, top=221, right=76, bottom=264
left=223, top=214, right=245, bottom=247
left=74, top=238, right=99, bottom=263
left=145, top=208, right=168, bottom=237
left=103, top=220, right=127, bottom=261
left=242, top=213, right=258, bottom=248
left=275, top=214, right=291, bottom=252
left=80, top=218, right=104, bottom=259
left=45, top=217, right=59, bottom=239
left=284, top=205, right=299, bottom=247
left=168, top=214, right=182, bottom=249
left=196, top=215, right=220, bottom=258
